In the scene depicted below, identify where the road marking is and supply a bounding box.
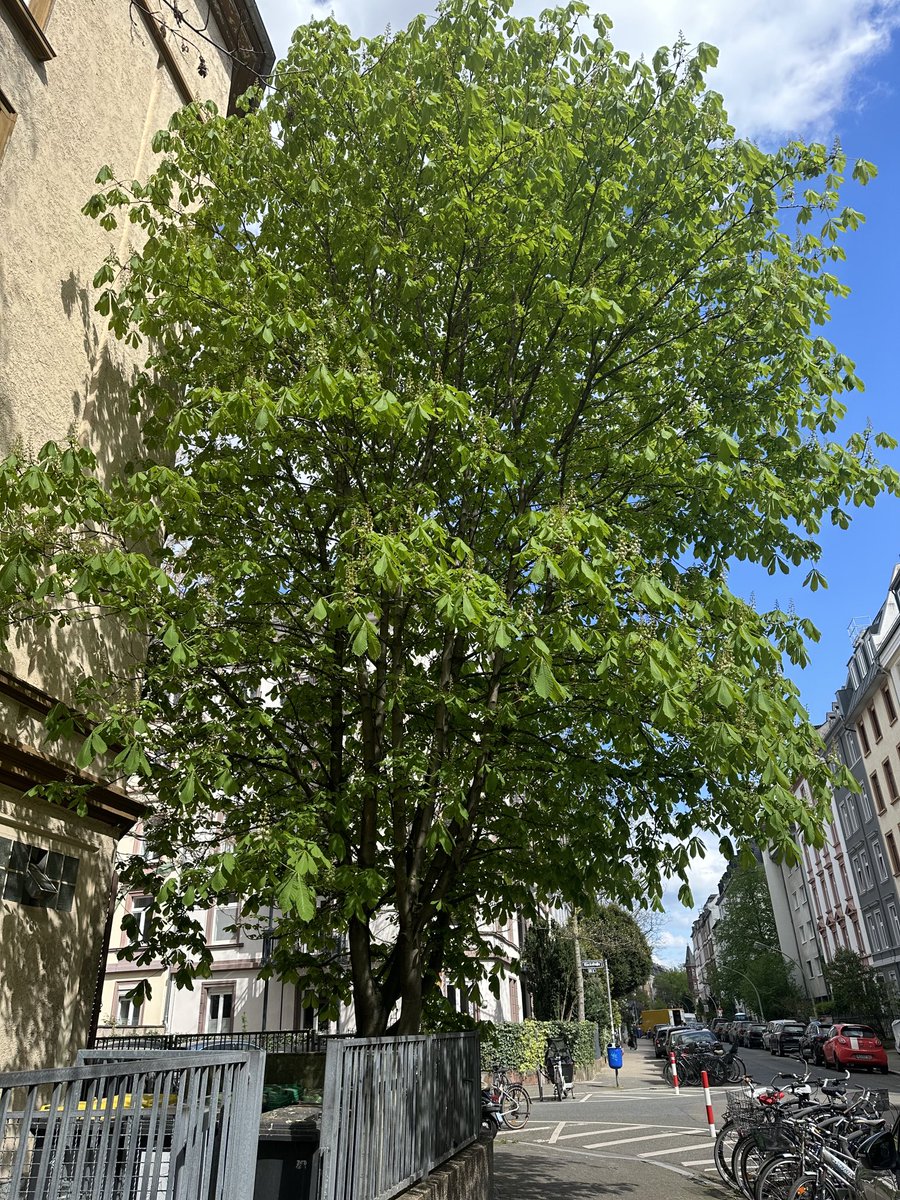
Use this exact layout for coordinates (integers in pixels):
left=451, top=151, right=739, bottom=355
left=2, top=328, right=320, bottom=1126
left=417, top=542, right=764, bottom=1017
left=555, top=1125, right=650, bottom=1141
left=548, top=1123, right=566, bottom=1144
left=583, top=1130, right=688, bottom=1149
left=639, top=1142, right=715, bottom=1159
left=681, top=1157, right=715, bottom=1166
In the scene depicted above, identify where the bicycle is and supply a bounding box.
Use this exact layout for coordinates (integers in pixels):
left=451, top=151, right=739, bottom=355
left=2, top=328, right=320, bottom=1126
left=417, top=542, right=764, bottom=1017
left=487, top=1063, right=532, bottom=1129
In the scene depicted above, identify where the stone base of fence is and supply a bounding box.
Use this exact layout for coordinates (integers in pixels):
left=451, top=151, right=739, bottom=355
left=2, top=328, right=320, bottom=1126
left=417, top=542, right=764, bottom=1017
left=397, top=1137, right=493, bottom=1200
left=483, top=1056, right=606, bottom=1088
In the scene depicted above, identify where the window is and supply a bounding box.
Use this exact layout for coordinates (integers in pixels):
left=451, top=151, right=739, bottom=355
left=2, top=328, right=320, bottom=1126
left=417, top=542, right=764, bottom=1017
left=860, top=849, right=874, bottom=890
left=870, top=705, right=883, bottom=743
left=870, top=772, right=886, bottom=814
left=859, top=785, right=873, bottom=822
left=0, top=89, right=15, bottom=168
left=0, top=0, right=55, bottom=60
left=129, top=897, right=152, bottom=942
left=883, top=686, right=898, bottom=725
left=212, top=901, right=239, bottom=943
left=887, top=831, right=900, bottom=875
left=886, top=760, right=900, bottom=803
left=872, top=840, right=889, bottom=884
left=839, top=797, right=859, bottom=836
left=888, top=903, right=900, bottom=946
left=116, top=986, right=142, bottom=1027
left=859, top=722, right=871, bottom=756
left=866, top=910, right=885, bottom=953
left=844, top=728, right=862, bottom=764
left=204, top=988, right=234, bottom=1034
left=871, top=908, right=890, bottom=953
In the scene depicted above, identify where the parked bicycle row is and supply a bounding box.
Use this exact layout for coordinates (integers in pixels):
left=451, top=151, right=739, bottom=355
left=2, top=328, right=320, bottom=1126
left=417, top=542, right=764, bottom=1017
left=480, top=1039, right=578, bottom=1137
left=713, top=1059, right=899, bottom=1200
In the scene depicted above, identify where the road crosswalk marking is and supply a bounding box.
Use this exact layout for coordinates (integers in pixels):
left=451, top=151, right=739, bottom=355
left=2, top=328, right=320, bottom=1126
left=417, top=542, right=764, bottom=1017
left=639, top=1142, right=713, bottom=1159
left=583, top=1130, right=688, bottom=1149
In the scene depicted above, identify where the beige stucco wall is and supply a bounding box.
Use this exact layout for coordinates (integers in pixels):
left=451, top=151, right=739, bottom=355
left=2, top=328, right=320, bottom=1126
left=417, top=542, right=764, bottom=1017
left=0, top=0, right=261, bottom=1070
left=0, top=783, right=118, bottom=1070
left=0, top=0, right=233, bottom=703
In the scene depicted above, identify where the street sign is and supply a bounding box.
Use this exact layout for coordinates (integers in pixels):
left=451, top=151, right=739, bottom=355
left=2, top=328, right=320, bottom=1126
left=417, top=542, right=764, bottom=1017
left=582, top=959, right=605, bottom=968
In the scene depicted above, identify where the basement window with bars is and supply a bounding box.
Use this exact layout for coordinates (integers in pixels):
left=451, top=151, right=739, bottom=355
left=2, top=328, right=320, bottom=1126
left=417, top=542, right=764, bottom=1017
left=0, top=836, right=78, bottom=910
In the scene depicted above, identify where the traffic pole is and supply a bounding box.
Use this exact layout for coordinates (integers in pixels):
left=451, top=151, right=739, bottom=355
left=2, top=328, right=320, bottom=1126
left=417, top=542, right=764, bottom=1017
left=669, top=1050, right=680, bottom=1095
left=701, top=1070, right=716, bottom=1137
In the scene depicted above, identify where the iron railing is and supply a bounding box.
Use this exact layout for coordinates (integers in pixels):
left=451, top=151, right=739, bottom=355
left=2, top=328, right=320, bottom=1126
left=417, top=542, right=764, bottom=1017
left=317, top=1032, right=480, bottom=1200
left=0, top=1047, right=265, bottom=1200
left=92, top=1029, right=333, bottom=1055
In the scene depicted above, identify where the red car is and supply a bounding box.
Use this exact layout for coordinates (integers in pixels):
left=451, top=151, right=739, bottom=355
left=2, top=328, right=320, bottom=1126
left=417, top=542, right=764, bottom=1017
left=822, top=1023, right=889, bottom=1073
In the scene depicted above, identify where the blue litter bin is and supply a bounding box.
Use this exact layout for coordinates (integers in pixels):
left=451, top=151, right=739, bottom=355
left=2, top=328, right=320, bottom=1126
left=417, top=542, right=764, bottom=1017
left=606, top=1045, right=623, bottom=1070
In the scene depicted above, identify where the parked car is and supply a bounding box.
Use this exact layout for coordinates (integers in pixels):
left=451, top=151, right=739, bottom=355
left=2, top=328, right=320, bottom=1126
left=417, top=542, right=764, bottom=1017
left=771, top=1021, right=806, bottom=1057
left=733, top=1019, right=751, bottom=1045
left=822, top=1023, right=889, bottom=1073
left=653, top=1025, right=675, bottom=1058
left=800, top=1020, right=832, bottom=1065
left=763, top=1019, right=786, bottom=1051
left=664, top=1028, right=721, bottom=1057
left=744, top=1023, right=767, bottom=1048
left=711, top=1018, right=728, bottom=1038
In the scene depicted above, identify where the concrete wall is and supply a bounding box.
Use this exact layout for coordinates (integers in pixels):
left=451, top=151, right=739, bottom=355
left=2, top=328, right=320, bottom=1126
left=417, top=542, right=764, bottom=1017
left=398, top=1140, right=492, bottom=1200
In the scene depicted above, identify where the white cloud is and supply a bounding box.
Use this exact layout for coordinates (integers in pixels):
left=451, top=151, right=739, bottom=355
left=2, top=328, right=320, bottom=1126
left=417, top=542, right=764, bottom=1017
left=653, top=829, right=729, bottom=966
left=256, top=0, right=899, bottom=139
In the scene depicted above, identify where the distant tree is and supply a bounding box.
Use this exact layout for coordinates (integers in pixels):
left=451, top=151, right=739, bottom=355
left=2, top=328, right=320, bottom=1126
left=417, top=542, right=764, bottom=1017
left=712, top=861, right=805, bottom=1019
left=823, top=949, right=888, bottom=1034
left=522, top=919, right=574, bottom=1020
left=652, top=967, right=693, bottom=1009
left=581, top=906, right=654, bottom=999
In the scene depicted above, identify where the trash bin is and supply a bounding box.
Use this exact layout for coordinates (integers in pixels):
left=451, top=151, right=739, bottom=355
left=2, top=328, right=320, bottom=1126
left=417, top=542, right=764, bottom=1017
left=606, top=1045, right=623, bottom=1071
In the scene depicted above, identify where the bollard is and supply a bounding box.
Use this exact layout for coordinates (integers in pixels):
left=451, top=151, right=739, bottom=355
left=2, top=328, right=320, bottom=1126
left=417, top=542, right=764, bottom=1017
left=701, top=1070, right=716, bottom=1137
left=668, top=1050, right=680, bottom=1095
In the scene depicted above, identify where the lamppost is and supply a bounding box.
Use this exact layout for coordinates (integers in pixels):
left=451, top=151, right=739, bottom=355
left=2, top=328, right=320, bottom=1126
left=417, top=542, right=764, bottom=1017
left=754, top=941, right=812, bottom=1015
left=732, top=969, right=765, bottom=1022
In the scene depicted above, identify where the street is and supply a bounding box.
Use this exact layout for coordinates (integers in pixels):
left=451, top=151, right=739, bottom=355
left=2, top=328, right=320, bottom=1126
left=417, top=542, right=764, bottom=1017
left=493, top=1040, right=900, bottom=1198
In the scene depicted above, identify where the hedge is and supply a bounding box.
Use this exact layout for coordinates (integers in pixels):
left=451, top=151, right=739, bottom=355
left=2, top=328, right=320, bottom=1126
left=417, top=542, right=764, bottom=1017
left=480, top=1017, right=605, bottom=1072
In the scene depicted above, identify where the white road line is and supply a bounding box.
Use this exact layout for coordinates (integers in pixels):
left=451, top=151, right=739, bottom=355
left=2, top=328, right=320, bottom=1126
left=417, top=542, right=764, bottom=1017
left=548, top=1122, right=566, bottom=1144
left=639, top=1143, right=714, bottom=1159
left=555, top=1125, right=650, bottom=1141
left=681, top=1157, right=715, bottom=1166
left=583, top=1130, right=687, bottom=1149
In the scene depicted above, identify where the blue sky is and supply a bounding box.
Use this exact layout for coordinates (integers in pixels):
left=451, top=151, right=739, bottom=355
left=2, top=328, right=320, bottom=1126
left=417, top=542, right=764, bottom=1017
left=255, top=0, right=900, bottom=965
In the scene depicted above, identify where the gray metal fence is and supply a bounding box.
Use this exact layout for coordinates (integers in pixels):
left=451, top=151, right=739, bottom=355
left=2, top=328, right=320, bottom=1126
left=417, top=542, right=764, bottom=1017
left=0, top=1048, right=264, bottom=1200
left=317, top=1032, right=480, bottom=1200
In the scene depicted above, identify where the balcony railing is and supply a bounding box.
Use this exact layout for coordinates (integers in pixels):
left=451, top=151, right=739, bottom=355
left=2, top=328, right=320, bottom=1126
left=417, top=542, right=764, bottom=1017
left=91, top=1028, right=338, bottom=1054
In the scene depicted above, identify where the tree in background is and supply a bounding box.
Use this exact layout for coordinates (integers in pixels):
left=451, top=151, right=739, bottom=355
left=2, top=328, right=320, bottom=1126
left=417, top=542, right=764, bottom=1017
left=652, top=967, right=694, bottom=1010
left=824, top=949, right=888, bottom=1034
left=523, top=906, right=652, bottom=1021
left=709, top=860, right=805, bottom=1019
left=0, top=0, right=894, bottom=1034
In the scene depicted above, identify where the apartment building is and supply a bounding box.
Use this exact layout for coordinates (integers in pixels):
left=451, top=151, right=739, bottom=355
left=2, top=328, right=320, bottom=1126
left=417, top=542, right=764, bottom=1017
left=0, top=0, right=272, bottom=1068
left=690, top=891, right=721, bottom=1009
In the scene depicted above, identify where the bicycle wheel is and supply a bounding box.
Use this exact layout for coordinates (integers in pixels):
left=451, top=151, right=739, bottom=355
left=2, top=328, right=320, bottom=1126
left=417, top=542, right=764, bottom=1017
left=755, top=1154, right=803, bottom=1200
left=714, top=1120, right=741, bottom=1186
left=787, top=1175, right=840, bottom=1200
left=501, top=1084, right=531, bottom=1129
left=736, top=1135, right=777, bottom=1199
left=728, top=1056, right=747, bottom=1083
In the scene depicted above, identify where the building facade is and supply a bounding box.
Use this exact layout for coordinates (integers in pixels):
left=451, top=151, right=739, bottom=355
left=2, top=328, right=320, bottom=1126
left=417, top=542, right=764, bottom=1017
left=0, top=0, right=272, bottom=1069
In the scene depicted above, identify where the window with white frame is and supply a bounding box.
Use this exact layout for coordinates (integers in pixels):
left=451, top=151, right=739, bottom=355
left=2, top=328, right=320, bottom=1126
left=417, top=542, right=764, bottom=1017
left=859, top=849, right=874, bottom=891
left=116, top=986, right=142, bottom=1027
left=872, top=840, right=889, bottom=884
left=212, top=900, right=239, bottom=943
left=887, top=903, right=900, bottom=946
left=204, top=988, right=234, bottom=1034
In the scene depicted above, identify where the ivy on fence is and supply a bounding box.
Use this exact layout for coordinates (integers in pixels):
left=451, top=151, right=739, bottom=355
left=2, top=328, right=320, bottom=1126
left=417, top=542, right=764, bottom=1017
left=480, top=1018, right=601, bottom=1072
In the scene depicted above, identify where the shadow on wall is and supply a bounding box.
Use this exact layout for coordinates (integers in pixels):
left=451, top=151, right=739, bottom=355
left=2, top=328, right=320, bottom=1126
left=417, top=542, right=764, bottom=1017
left=0, top=270, right=146, bottom=704
left=0, top=843, right=106, bottom=1072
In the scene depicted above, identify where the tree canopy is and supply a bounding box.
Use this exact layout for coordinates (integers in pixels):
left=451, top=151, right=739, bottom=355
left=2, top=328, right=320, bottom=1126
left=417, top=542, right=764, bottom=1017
left=651, top=967, right=693, bottom=1010
left=0, top=0, right=896, bottom=1033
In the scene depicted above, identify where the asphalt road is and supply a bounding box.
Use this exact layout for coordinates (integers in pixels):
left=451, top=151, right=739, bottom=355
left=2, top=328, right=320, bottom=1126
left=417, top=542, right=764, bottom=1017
left=491, top=1040, right=900, bottom=1198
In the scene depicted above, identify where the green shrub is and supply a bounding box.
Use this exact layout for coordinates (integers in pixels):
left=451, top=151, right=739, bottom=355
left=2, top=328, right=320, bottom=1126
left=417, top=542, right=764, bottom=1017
left=480, top=1018, right=599, bottom=1071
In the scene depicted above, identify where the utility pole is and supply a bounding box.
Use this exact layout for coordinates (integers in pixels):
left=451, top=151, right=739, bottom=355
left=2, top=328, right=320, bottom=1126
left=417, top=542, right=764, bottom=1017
left=572, top=909, right=586, bottom=1021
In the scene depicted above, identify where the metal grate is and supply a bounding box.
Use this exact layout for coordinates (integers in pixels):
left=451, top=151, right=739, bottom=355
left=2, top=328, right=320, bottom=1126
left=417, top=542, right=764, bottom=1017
left=317, top=1032, right=480, bottom=1200
left=0, top=1048, right=264, bottom=1200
